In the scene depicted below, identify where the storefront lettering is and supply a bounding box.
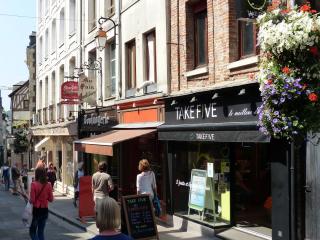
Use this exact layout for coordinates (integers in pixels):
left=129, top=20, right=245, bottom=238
left=176, top=179, right=190, bottom=188
left=228, top=108, right=252, bottom=117
left=84, top=114, right=109, bottom=126
left=175, top=103, right=217, bottom=120
left=195, top=133, right=215, bottom=141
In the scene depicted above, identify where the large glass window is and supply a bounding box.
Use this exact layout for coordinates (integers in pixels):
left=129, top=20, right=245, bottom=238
left=170, top=142, right=231, bottom=227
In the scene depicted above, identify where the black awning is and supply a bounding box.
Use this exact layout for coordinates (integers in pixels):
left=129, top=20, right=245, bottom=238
left=157, top=122, right=270, bottom=143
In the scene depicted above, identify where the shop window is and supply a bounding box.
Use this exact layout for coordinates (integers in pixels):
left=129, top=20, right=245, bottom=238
left=170, top=142, right=231, bottom=227
left=126, top=40, right=136, bottom=90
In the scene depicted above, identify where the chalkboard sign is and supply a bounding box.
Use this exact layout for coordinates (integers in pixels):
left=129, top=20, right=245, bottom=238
left=122, top=194, right=159, bottom=240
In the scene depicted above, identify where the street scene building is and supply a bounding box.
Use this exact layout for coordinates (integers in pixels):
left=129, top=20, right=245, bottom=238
left=2, top=0, right=320, bottom=240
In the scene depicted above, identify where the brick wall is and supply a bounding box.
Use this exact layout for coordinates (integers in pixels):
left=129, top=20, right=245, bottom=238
left=170, top=0, right=259, bottom=94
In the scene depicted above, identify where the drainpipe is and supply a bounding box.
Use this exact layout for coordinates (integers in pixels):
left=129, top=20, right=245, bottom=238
left=176, top=0, right=180, bottom=91
left=117, top=0, right=122, bottom=99
left=290, top=141, right=295, bottom=240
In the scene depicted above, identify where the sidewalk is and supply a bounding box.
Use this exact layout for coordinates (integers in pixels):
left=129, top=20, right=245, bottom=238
left=49, top=191, right=220, bottom=240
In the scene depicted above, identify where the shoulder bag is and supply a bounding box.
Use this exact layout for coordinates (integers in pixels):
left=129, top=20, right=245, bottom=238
left=22, top=183, right=47, bottom=227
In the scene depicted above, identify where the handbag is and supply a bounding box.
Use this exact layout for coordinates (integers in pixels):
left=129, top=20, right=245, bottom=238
left=22, top=183, right=47, bottom=227
left=152, top=194, right=161, bottom=217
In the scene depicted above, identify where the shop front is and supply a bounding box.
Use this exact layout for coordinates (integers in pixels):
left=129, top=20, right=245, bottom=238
left=158, top=84, right=291, bottom=239
left=75, top=98, right=167, bottom=218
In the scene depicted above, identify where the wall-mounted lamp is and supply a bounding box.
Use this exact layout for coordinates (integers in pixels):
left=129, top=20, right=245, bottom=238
left=116, top=105, right=120, bottom=110
left=238, top=88, right=246, bottom=96
left=153, top=99, right=158, bottom=105
left=212, top=93, right=219, bottom=99
left=190, top=96, right=197, bottom=103
left=95, top=17, right=117, bottom=52
left=171, top=100, right=177, bottom=106
left=132, top=102, right=136, bottom=108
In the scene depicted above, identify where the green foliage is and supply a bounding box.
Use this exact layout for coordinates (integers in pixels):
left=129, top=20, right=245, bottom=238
left=13, top=129, right=28, bottom=154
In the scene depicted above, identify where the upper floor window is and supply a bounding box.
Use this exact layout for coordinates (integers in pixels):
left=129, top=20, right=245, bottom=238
left=145, top=30, right=157, bottom=83
left=194, top=9, right=208, bottom=67
left=236, top=1, right=262, bottom=59
left=45, top=29, right=49, bottom=59
left=59, top=9, right=65, bottom=45
left=105, top=41, right=116, bottom=97
left=126, top=40, right=136, bottom=90
left=105, top=0, right=115, bottom=17
left=51, top=20, right=56, bottom=52
left=88, top=0, right=96, bottom=31
left=69, top=0, right=76, bottom=35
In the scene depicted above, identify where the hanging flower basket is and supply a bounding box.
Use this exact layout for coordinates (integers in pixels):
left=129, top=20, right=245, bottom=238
left=257, top=2, right=320, bottom=140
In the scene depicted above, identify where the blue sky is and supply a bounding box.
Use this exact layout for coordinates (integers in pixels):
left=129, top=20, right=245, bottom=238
left=0, top=0, right=36, bottom=111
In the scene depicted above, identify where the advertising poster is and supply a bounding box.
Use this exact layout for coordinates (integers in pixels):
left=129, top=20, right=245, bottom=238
left=188, top=169, right=207, bottom=211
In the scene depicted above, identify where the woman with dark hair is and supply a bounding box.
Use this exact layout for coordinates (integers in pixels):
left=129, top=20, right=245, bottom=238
left=47, top=162, right=56, bottom=191
left=29, top=167, right=54, bottom=240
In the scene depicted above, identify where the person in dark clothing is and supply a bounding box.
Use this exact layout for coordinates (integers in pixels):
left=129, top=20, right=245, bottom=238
left=11, top=163, right=21, bottom=195
left=1, top=162, right=10, bottom=191
left=47, top=162, right=57, bottom=191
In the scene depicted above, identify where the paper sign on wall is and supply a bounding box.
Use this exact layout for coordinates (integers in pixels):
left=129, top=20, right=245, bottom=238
left=207, top=162, right=214, bottom=178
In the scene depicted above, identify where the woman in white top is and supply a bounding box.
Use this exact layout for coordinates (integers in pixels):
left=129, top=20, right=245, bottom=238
left=136, top=159, right=157, bottom=200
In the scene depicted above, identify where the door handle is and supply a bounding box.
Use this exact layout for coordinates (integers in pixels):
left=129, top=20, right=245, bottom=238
left=304, top=185, right=312, bottom=193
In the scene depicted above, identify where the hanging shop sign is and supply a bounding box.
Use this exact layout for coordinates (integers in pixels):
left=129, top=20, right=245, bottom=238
left=61, top=81, right=79, bottom=100
left=78, top=71, right=96, bottom=106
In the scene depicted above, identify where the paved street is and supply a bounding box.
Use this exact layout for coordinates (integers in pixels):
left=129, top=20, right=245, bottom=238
left=0, top=185, right=94, bottom=240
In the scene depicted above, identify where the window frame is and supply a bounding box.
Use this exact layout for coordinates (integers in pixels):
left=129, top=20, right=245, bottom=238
left=193, top=7, right=208, bottom=68
left=145, top=30, right=157, bottom=83
left=238, top=19, right=258, bottom=59
left=126, top=40, right=136, bottom=90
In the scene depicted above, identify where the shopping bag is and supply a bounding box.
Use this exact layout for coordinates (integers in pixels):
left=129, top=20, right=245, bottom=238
left=22, top=202, right=33, bottom=227
left=153, top=195, right=161, bottom=217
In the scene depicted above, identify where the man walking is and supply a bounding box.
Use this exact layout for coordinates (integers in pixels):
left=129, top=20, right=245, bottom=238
left=92, top=161, right=113, bottom=207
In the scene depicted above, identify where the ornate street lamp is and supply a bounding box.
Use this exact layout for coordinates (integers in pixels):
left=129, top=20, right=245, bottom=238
left=94, top=17, right=116, bottom=52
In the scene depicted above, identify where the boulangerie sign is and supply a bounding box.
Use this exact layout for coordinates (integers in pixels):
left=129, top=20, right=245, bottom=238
left=78, top=72, right=96, bottom=106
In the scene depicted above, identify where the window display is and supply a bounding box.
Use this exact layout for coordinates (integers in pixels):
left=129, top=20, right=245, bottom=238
left=171, top=142, right=231, bottom=227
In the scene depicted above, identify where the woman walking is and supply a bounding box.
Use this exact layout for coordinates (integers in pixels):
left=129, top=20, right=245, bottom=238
left=47, top=162, right=57, bottom=191
left=29, top=167, right=54, bottom=240
left=136, top=159, right=157, bottom=200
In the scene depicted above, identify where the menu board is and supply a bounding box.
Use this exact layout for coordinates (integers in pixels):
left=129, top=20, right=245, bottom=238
left=122, top=195, right=159, bottom=240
